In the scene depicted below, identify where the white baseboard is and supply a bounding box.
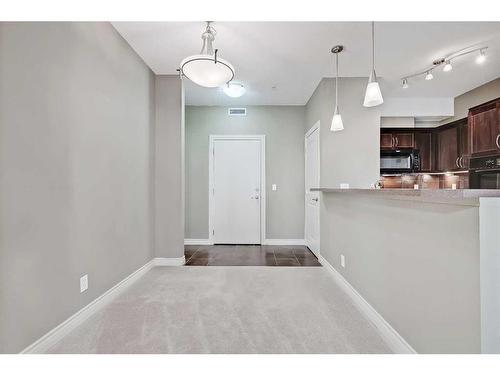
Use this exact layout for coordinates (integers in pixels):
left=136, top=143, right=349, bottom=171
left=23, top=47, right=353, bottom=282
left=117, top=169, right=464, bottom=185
left=318, top=254, right=417, bottom=354
left=184, top=238, right=212, bottom=245
left=21, top=259, right=155, bottom=354
left=152, top=256, right=185, bottom=266
left=21, top=256, right=186, bottom=354
left=263, top=239, right=306, bottom=246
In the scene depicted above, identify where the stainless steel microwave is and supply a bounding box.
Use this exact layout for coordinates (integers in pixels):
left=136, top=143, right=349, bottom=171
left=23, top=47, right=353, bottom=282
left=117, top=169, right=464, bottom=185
left=380, top=149, right=421, bottom=175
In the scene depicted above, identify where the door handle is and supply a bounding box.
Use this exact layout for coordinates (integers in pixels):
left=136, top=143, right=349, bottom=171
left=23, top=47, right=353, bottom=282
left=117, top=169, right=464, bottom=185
left=251, top=195, right=260, bottom=200
left=312, top=198, right=319, bottom=202
left=496, top=134, right=500, bottom=149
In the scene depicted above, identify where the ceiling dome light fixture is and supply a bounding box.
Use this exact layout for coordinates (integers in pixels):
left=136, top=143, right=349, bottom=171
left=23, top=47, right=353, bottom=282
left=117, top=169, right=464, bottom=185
left=476, top=49, right=486, bottom=64
left=363, top=22, right=384, bottom=108
left=223, top=82, right=246, bottom=98
left=443, top=60, right=453, bottom=72
left=180, top=21, right=235, bottom=88
left=400, top=46, right=487, bottom=89
left=330, top=45, right=344, bottom=132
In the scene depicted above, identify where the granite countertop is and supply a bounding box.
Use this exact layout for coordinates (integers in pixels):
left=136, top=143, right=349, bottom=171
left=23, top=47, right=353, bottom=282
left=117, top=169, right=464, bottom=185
left=310, top=188, right=500, bottom=206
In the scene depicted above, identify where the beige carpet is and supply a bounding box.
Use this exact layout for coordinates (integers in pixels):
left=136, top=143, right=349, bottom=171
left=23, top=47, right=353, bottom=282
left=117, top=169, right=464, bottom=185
left=47, top=266, right=391, bottom=354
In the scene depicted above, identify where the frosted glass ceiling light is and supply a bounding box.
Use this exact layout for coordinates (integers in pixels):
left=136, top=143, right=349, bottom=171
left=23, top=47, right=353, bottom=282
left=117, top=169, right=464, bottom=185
left=476, top=49, right=486, bottom=64
left=180, top=22, right=235, bottom=88
left=363, top=22, right=384, bottom=108
left=223, top=83, right=246, bottom=98
left=330, top=45, right=344, bottom=132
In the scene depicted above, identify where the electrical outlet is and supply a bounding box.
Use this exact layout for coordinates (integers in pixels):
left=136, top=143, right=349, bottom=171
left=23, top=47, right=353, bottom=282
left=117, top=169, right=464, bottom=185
left=80, top=274, right=88, bottom=293
left=340, top=254, right=346, bottom=268
left=272, top=184, right=277, bottom=191
left=340, top=183, right=350, bottom=189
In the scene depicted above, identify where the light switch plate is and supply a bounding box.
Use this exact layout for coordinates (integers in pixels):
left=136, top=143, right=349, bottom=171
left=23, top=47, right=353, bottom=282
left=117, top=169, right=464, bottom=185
left=340, top=254, right=345, bottom=268
left=272, top=184, right=277, bottom=191
left=80, top=274, right=88, bottom=293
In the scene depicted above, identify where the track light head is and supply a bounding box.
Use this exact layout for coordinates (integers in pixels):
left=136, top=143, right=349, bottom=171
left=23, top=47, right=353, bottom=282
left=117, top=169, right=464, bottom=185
left=425, top=71, right=434, bottom=81
left=443, top=61, right=453, bottom=72
left=402, top=78, right=409, bottom=89
left=476, top=49, right=486, bottom=64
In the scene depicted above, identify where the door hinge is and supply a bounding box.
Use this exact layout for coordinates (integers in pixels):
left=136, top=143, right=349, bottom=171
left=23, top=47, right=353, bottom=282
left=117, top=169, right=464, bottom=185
left=212, top=229, right=215, bottom=235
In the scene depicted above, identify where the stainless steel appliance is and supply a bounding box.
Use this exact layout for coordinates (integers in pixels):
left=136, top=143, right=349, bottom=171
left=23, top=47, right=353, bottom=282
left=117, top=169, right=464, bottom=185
left=469, top=155, right=500, bottom=189
left=380, top=149, right=420, bottom=175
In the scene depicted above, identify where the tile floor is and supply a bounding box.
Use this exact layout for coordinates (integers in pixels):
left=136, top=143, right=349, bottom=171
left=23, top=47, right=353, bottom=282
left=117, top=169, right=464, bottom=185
left=185, top=245, right=322, bottom=266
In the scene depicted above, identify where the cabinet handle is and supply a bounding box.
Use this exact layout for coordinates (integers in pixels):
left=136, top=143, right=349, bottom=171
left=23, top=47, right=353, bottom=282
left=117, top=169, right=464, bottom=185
left=455, top=157, right=460, bottom=168
left=496, top=134, right=500, bottom=149
left=459, top=155, right=464, bottom=169
left=395, top=137, right=399, bottom=147
left=391, top=137, right=394, bottom=148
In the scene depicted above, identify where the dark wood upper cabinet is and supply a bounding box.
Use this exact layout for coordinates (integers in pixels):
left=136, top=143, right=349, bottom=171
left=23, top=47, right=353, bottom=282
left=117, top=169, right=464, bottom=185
left=393, top=133, right=414, bottom=149
left=380, top=133, right=394, bottom=150
left=437, top=126, right=459, bottom=171
left=469, top=98, right=500, bottom=157
left=414, top=132, right=433, bottom=172
left=380, top=131, right=414, bottom=150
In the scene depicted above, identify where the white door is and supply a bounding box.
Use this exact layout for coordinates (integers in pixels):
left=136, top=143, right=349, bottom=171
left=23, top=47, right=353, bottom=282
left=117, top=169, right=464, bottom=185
left=212, top=138, right=262, bottom=244
left=305, top=124, right=320, bottom=255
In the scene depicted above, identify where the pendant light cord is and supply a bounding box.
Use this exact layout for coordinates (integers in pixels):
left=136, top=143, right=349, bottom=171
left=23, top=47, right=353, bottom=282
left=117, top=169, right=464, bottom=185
left=335, top=52, right=339, bottom=109
left=371, top=21, right=375, bottom=71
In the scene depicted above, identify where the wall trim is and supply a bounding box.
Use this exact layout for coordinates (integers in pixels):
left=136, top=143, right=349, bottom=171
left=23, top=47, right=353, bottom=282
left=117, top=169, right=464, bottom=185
left=318, top=254, right=417, bottom=354
left=20, top=256, right=185, bottom=354
left=20, top=260, right=156, bottom=354
left=263, top=239, right=306, bottom=246
left=152, top=256, right=186, bottom=266
left=184, top=238, right=212, bottom=245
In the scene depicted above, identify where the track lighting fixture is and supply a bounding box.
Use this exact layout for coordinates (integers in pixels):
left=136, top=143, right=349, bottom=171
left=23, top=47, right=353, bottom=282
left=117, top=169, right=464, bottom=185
left=400, top=46, right=488, bottom=89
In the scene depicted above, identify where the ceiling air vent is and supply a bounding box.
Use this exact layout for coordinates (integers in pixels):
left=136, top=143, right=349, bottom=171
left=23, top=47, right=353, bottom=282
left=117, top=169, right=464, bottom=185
left=228, top=108, right=247, bottom=116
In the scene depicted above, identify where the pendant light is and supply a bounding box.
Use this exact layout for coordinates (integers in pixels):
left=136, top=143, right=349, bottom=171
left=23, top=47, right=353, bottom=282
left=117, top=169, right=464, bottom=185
left=331, top=45, right=344, bottom=132
left=180, top=22, right=235, bottom=88
left=363, top=22, right=384, bottom=107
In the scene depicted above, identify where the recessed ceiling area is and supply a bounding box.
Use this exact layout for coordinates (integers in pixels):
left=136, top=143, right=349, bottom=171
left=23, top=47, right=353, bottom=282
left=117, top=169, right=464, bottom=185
left=112, top=22, right=500, bottom=106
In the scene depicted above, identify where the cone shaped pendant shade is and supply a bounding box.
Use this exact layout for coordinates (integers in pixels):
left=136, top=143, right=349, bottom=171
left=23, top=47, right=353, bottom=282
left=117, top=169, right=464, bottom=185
left=363, top=22, right=383, bottom=107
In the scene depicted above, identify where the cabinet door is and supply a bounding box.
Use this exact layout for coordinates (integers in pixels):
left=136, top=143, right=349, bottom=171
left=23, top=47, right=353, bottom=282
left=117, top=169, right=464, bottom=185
left=469, top=105, right=500, bottom=156
left=414, top=132, right=433, bottom=172
left=393, top=132, right=414, bottom=148
left=458, top=122, right=469, bottom=169
left=380, top=133, right=394, bottom=149
left=437, top=127, right=459, bottom=171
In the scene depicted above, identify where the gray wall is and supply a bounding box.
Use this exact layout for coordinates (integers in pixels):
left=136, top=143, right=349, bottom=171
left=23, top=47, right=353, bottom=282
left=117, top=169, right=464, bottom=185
left=305, top=78, right=381, bottom=189
left=321, top=193, right=481, bottom=353
left=442, top=77, right=500, bottom=125
left=185, top=106, right=305, bottom=239
left=154, top=76, right=185, bottom=258
left=0, top=22, right=155, bottom=353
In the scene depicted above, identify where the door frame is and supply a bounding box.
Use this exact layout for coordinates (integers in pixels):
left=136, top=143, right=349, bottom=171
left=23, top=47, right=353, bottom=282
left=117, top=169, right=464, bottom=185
left=208, top=134, right=266, bottom=245
left=304, top=121, right=320, bottom=256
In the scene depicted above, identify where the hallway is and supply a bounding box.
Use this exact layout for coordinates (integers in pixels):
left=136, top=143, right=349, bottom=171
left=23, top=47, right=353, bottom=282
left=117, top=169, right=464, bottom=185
left=46, top=266, right=390, bottom=354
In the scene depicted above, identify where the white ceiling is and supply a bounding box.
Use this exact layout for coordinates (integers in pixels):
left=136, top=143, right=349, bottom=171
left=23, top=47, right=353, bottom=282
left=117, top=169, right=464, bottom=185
left=112, top=22, right=500, bottom=106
